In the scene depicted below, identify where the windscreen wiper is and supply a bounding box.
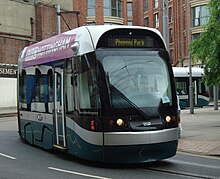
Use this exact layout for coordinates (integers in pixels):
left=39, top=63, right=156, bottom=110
left=110, top=85, right=149, bottom=120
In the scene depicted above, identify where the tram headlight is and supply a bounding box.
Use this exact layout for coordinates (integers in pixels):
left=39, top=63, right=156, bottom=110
left=116, top=118, right=124, bottom=126
left=165, top=116, right=171, bottom=123
left=106, top=118, right=129, bottom=131
left=165, top=115, right=177, bottom=124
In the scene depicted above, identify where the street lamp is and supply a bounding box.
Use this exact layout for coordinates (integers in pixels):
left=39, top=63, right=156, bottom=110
left=162, top=0, right=168, bottom=49
left=187, top=0, right=194, bottom=114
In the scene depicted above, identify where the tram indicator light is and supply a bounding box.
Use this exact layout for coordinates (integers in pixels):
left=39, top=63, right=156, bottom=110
left=91, top=120, right=95, bottom=130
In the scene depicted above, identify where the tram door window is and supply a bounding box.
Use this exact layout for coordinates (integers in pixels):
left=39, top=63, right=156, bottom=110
left=193, top=79, right=198, bottom=105
left=192, top=78, right=205, bottom=105
left=47, top=70, right=53, bottom=113
left=54, top=65, right=66, bottom=148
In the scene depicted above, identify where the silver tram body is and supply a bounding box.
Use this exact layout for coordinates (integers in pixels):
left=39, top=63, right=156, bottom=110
left=18, top=26, right=179, bottom=163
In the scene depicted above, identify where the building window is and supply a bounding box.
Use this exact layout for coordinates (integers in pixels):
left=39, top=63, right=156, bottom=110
left=169, top=28, right=173, bottom=43
left=145, top=17, right=149, bottom=27
left=87, top=22, right=96, bottom=26
left=182, top=9, right=186, bottom=30
left=104, top=0, right=122, bottom=17
left=144, top=0, right=148, bottom=12
left=127, top=2, right=132, bottom=17
left=87, top=0, right=96, bottom=16
left=168, top=7, right=172, bottom=22
left=104, top=22, right=120, bottom=25
left=154, top=13, right=159, bottom=28
left=154, top=0, right=158, bottom=8
left=192, top=5, right=210, bottom=27
left=169, top=49, right=173, bottom=64
left=192, top=33, right=201, bottom=40
left=128, top=21, right=132, bottom=26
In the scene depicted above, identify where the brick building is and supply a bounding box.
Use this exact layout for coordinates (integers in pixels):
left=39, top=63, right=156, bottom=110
left=0, top=0, right=210, bottom=67
left=71, top=0, right=209, bottom=66
left=0, top=0, right=76, bottom=108
left=0, top=0, right=210, bottom=108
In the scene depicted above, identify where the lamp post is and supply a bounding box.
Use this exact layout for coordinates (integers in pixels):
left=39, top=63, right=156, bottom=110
left=187, top=0, right=194, bottom=114
left=213, top=86, right=219, bottom=110
left=56, top=4, right=61, bottom=34
left=56, top=4, right=80, bottom=32
left=162, top=0, right=168, bottom=49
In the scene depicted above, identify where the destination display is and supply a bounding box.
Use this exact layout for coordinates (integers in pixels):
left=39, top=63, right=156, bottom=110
left=107, top=36, right=155, bottom=48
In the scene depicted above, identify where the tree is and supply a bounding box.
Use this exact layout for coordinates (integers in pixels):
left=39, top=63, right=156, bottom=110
left=190, top=0, right=220, bottom=86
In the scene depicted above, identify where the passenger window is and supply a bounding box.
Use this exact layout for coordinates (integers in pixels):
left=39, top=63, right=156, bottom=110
left=19, top=70, right=27, bottom=109
left=35, top=69, right=44, bottom=102
left=20, top=70, right=27, bottom=104
left=176, top=81, right=187, bottom=95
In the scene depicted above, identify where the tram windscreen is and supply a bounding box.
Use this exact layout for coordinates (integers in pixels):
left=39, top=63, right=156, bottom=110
left=97, top=49, right=173, bottom=109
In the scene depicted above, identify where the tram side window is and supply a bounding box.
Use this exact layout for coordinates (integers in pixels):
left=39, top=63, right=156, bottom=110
left=176, top=80, right=187, bottom=95
left=19, top=70, right=27, bottom=104
left=48, top=69, right=53, bottom=102
left=198, top=78, right=209, bottom=96
left=76, top=55, right=100, bottom=112
left=198, top=78, right=202, bottom=94
left=35, top=69, right=44, bottom=102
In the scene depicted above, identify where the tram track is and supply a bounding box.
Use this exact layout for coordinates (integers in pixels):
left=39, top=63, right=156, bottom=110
left=139, top=155, right=220, bottom=179
left=141, top=167, right=214, bottom=179
left=0, top=113, right=17, bottom=118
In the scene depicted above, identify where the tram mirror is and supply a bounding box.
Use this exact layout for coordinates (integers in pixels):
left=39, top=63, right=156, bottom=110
left=71, top=41, right=80, bottom=55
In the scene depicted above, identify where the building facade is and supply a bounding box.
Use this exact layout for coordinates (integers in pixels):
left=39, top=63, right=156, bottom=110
left=142, top=0, right=209, bottom=67
left=0, top=0, right=75, bottom=108
left=0, top=0, right=210, bottom=66
left=71, top=0, right=210, bottom=66
left=0, top=0, right=210, bottom=108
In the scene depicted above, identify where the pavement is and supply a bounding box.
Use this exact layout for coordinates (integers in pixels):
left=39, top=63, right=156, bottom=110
left=0, top=106, right=220, bottom=157
left=178, top=106, right=220, bottom=156
left=0, top=107, right=17, bottom=118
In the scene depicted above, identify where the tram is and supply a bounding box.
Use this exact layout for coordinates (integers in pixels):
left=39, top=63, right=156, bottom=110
left=173, top=67, right=209, bottom=109
left=17, top=25, right=178, bottom=163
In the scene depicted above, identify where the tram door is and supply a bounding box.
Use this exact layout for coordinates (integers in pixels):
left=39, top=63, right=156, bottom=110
left=193, top=80, right=198, bottom=106
left=54, top=65, right=66, bottom=148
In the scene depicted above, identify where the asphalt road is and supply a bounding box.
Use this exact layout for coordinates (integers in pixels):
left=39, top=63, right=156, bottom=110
left=1, top=116, right=220, bottom=179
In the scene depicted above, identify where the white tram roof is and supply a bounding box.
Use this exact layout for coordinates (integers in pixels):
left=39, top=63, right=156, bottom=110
left=18, top=25, right=165, bottom=68
left=172, top=67, right=204, bottom=77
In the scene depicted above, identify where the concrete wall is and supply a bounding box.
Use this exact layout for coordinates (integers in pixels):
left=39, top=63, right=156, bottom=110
left=0, top=78, right=17, bottom=108
left=0, top=0, right=35, bottom=36
left=35, top=0, right=73, bottom=11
